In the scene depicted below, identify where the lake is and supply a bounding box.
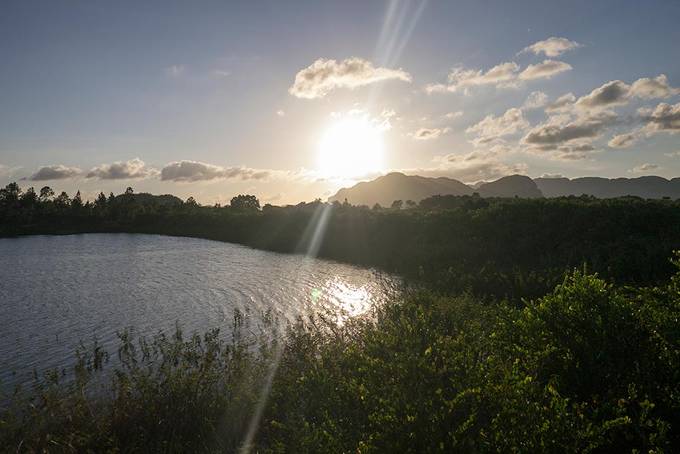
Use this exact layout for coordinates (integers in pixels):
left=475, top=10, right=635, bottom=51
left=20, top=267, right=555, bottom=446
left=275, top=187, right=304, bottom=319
left=0, top=234, right=393, bottom=391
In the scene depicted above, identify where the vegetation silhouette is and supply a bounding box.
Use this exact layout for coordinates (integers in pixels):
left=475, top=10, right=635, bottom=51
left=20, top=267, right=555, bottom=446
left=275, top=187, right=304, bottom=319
left=2, top=182, right=680, bottom=300
left=1, top=182, right=680, bottom=451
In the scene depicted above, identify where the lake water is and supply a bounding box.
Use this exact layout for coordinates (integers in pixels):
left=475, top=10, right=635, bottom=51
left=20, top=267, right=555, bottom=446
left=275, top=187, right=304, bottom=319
left=0, top=234, right=393, bottom=391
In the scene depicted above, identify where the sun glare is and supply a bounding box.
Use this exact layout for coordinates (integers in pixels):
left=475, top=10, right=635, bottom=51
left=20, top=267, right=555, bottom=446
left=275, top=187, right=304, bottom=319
left=318, top=114, right=384, bottom=179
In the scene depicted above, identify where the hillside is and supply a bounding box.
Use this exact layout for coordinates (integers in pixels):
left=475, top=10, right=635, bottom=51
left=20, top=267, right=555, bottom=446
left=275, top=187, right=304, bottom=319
left=330, top=173, right=680, bottom=206
left=329, top=172, right=473, bottom=206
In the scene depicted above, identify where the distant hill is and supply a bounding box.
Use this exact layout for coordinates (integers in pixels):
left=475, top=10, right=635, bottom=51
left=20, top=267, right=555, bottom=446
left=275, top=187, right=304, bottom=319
left=329, top=173, right=680, bottom=206
left=477, top=175, right=542, bottom=198
left=535, top=176, right=680, bottom=199
left=329, top=172, right=472, bottom=206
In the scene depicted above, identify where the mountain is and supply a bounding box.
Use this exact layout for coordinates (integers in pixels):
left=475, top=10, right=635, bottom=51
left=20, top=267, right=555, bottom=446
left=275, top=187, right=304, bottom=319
left=535, top=176, right=680, bottom=199
left=329, top=172, right=473, bottom=206
left=477, top=175, right=542, bottom=198
left=329, top=173, right=680, bottom=207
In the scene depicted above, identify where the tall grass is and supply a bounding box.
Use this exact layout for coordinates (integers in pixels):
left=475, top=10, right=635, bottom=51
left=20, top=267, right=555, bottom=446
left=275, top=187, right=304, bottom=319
left=2, top=257, right=680, bottom=452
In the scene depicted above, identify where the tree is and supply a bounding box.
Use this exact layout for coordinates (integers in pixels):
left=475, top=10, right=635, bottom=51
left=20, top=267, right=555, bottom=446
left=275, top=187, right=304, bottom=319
left=125, top=187, right=134, bottom=195
left=405, top=200, right=417, bottom=208
left=94, top=192, right=107, bottom=213
left=186, top=197, right=199, bottom=207
left=0, top=182, right=21, bottom=205
left=391, top=200, right=403, bottom=210
left=39, top=186, right=54, bottom=202
left=230, top=194, right=260, bottom=211
left=54, top=191, right=71, bottom=208
left=72, top=191, right=83, bottom=210
left=20, top=187, right=38, bottom=207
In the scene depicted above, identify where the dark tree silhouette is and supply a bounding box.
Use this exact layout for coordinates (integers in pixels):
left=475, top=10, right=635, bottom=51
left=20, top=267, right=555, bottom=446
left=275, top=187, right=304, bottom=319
left=230, top=194, right=260, bottom=210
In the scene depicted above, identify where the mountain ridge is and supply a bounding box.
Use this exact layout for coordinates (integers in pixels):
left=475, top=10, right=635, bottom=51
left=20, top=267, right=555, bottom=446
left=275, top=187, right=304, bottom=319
left=328, top=173, right=680, bottom=206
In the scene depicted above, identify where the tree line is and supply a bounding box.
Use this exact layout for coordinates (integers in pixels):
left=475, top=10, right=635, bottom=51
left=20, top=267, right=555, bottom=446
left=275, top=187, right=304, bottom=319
left=3, top=182, right=680, bottom=300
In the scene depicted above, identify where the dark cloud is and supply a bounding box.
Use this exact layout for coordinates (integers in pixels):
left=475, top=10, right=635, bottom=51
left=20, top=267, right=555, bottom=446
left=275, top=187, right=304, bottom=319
left=27, top=165, right=82, bottom=181
left=576, top=80, right=630, bottom=109
left=160, top=160, right=271, bottom=182
left=523, top=112, right=617, bottom=147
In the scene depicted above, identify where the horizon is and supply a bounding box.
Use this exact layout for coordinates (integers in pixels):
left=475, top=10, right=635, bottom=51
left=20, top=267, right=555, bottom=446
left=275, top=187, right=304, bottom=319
left=1, top=0, right=679, bottom=205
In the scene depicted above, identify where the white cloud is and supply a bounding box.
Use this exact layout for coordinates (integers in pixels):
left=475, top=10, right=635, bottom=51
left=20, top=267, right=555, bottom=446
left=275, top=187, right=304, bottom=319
left=427, top=59, right=571, bottom=94
left=665, top=150, right=680, bottom=158
left=165, top=65, right=185, bottom=77
left=522, top=91, right=549, bottom=109
left=630, top=163, right=659, bottom=173
left=160, top=161, right=271, bottom=182
left=642, top=101, right=680, bottom=133
left=406, top=150, right=528, bottom=183
left=466, top=107, right=529, bottom=145
left=444, top=111, right=464, bottom=119
left=629, top=74, right=679, bottom=99
left=518, top=60, right=572, bottom=80
left=521, top=37, right=581, bottom=57
left=608, top=131, right=641, bottom=149
left=276, top=110, right=286, bottom=117
left=545, top=92, right=576, bottom=113
left=411, top=127, right=451, bottom=140
left=86, top=158, right=157, bottom=180
left=27, top=165, right=83, bottom=181
left=425, top=62, right=520, bottom=93
left=289, top=57, right=411, bottom=99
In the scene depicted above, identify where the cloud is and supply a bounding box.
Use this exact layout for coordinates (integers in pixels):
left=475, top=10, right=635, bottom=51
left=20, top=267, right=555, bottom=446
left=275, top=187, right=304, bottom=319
left=427, top=59, right=571, bottom=94
left=521, top=37, right=581, bottom=57
left=575, top=75, right=679, bottom=111
left=165, top=65, right=185, bottom=77
left=630, top=163, right=659, bottom=173
left=411, top=127, right=451, bottom=140
left=629, top=74, right=679, bottom=99
left=288, top=57, right=411, bottom=99
left=575, top=80, right=631, bottom=110
left=608, top=131, right=640, bottom=149
left=642, top=102, right=680, bottom=133
left=522, top=111, right=617, bottom=148
left=160, top=161, right=271, bottom=182
left=444, top=111, right=463, bottom=119
left=86, top=158, right=156, bottom=180
left=466, top=107, right=529, bottom=145
left=276, top=110, right=285, bottom=117
left=545, top=92, right=576, bottom=113
left=426, top=62, right=520, bottom=93
left=407, top=150, right=528, bottom=183
left=665, top=150, right=680, bottom=158
left=523, top=91, right=549, bottom=109
left=27, top=165, right=82, bottom=181
left=519, top=60, right=572, bottom=80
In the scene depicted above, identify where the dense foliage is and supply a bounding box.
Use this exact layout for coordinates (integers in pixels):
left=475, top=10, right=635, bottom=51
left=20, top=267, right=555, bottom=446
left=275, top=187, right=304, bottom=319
left=1, top=259, right=679, bottom=452
left=2, top=182, right=680, bottom=452
left=3, top=182, right=680, bottom=300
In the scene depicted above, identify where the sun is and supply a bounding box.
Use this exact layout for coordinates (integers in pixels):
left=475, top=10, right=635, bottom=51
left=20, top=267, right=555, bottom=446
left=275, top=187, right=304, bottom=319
left=318, top=114, right=385, bottom=179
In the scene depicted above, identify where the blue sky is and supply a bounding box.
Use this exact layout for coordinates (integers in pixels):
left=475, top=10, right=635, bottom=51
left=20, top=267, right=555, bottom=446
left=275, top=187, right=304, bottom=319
left=1, top=0, right=679, bottom=204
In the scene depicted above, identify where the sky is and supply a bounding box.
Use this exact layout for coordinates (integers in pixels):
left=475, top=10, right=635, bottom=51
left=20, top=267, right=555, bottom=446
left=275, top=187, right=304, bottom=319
left=1, top=0, right=679, bottom=205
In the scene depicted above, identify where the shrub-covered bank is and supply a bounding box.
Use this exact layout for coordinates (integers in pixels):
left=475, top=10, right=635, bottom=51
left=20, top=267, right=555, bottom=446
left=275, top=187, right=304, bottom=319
left=2, top=256, right=679, bottom=453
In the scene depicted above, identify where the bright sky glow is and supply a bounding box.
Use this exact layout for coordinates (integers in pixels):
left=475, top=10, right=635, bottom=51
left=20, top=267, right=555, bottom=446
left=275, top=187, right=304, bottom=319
left=0, top=0, right=679, bottom=204
left=318, top=114, right=385, bottom=179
